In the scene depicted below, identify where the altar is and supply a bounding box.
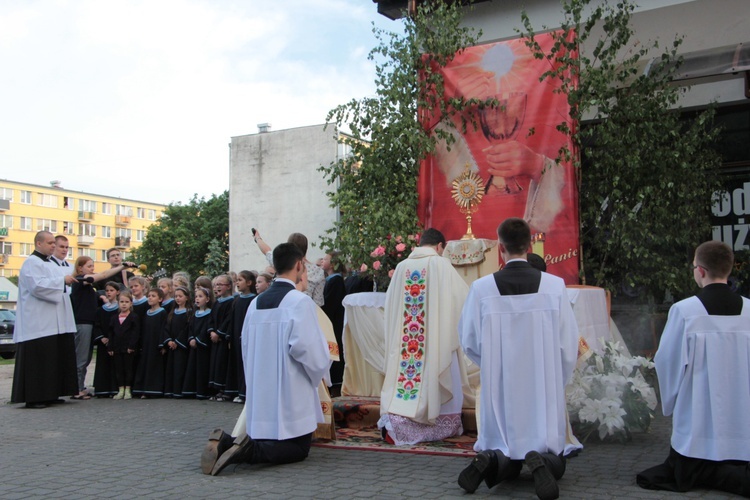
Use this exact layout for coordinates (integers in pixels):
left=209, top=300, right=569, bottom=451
left=340, top=282, right=624, bottom=398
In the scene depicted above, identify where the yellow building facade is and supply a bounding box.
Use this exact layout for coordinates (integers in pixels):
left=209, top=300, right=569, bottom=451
left=0, top=180, right=166, bottom=276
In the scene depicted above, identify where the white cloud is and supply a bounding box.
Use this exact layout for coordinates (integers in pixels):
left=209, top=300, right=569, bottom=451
left=0, top=0, right=398, bottom=204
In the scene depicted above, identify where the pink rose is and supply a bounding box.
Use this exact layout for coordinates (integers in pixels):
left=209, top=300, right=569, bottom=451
left=360, top=263, right=368, bottom=273
left=388, top=269, right=395, bottom=278
left=370, top=245, right=386, bottom=257
left=372, top=260, right=382, bottom=271
left=395, top=235, right=403, bottom=243
left=395, top=243, right=406, bottom=252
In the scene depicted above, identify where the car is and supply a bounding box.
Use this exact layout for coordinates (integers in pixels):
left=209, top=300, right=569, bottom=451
left=0, top=308, right=16, bottom=359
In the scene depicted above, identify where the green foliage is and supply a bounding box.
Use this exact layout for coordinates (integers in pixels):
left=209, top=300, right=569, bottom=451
left=319, top=2, right=491, bottom=276
left=520, top=0, right=722, bottom=303
left=132, top=191, right=229, bottom=279
left=203, top=238, right=229, bottom=278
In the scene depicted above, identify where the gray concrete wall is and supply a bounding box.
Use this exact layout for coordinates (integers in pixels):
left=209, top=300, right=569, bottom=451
left=228, top=124, right=339, bottom=273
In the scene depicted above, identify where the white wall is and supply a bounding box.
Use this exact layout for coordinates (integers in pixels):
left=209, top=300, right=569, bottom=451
left=228, top=124, right=339, bottom=273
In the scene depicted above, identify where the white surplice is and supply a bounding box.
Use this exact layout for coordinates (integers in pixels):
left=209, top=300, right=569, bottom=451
left=655, top=296, right=750, bottom=461
left=459, top=272, right=578, bottom=459
left=241, top=287, right=330, bottom=440
left=378, top=247, right=473, bottom=444
left=14, top=253, right=76, bottom=344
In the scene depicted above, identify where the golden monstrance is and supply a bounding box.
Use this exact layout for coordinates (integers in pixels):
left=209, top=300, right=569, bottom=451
left=451, top=164, right=485, bottom=240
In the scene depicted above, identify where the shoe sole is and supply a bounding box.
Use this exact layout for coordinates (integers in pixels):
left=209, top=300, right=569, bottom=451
left=458, top=452, right=491, bottom=493
left=201, top=429, right=226, bottom=475
left=211, top=434, right=251, bottom=476
left=525, top=451, right=559, bottom=500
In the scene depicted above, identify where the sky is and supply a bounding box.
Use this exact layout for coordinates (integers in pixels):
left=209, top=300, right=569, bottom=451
left=0, top=0, right=397, bottom=205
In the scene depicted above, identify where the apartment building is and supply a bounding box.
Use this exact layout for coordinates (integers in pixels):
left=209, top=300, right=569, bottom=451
left=0, top=180, right=166, bottom=276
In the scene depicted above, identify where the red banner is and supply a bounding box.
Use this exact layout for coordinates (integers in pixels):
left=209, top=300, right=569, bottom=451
left=418, top=33, right=580, bottom=283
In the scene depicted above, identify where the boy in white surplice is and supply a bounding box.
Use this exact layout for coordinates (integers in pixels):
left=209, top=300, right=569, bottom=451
left=457, top=218, right=578, bottom=500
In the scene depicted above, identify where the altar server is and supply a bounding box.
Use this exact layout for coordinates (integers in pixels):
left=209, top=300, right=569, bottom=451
left=378, top=228, right=474, bottom=445
left=208, top=243, right=329, bottom=475
left=11, top=231, right=79, bottom=408
left=457, top=218, right=578, bottom=499
left=637, top=240, right=750, bottom=496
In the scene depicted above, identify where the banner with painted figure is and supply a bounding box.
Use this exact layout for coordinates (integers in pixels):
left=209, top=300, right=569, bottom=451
left=418, top=33, right=580, bottom=283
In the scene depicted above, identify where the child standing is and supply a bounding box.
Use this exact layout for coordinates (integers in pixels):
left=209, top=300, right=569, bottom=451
left=208, top=275, right=234, bottom=401
left=164, top=286, right=192, bottom=398
left=109, top=291, right=140, bottom=400
left=133, top=288, right=167, bottom=398
left=92, top=282, right=120, bottom=398
left=158, top=277, right=175, bottom=314
left=184, top=286, right=214, bottom=399
left=226, top=270, right=257, bottom=403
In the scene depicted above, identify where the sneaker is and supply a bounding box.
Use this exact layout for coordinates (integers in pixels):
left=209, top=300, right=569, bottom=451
left=525, top=451, right=559, bottom=500
left=458, top=450, right=495, bottom=493
left=232, top=397, right=244, bottom=404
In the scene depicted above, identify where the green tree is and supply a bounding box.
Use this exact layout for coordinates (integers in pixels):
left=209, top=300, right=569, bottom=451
left=132, top=191, right=229, bottom=279
left=203, top=237, right=229, bottom=278
left=520, top=0, right=722, bottom=303
left=320, top=1, right=492, bottom=285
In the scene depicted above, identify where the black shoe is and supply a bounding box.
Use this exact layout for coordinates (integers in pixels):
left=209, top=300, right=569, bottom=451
left=485, top=450, right=512, bottom=489
left=25, top=402, right=48, bottom=409
left=211, top=434, right=254, bottom=476
left=458, top=450, right=495, bottom=493
left=525, top=451, right=559, bottom=500
left=45, top=399, right=66, bottom=405
left=201, top=428, right=234, bottom=475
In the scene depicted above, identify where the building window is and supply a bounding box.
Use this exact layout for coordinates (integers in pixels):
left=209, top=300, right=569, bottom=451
left=137, top=208, right=145, bottom=219
left=102, top=226, right=112, bottom=238
left=66, top=197, right=76, bottom=210
left=101, top=250, right=107, bottom=261
left=37, top=219, right=58, bottom=232
left=78, top=248, right=96, bottom=259
left=62, top=221, right=74, bottom=235
left=0, top=214, right=12, bottom=229
left=19, top=217, right=32, bottom=230
left=116, top=204, right=132, bottom=216
left=101, top=202, right=112, bottom=215
left=0, top=188, right=13, bottom=201
left=79, top=199, right=97, bottom=212
left=136, top=229, right=145, bottom=242
left=148, top=209, right=157, bottom=220
left=116, top=228, right=132, bottom=238
left=79, top=223, right=97, bottom=237
left=20, top=243, right=32, bottom=256
left=0, top=242, right=11, bottom=254
left=38, top=193, right=58, bottom=208
left=20, top=191, right=32, bottom=204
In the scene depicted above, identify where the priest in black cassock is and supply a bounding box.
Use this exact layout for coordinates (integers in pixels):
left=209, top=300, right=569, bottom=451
left=11, top=231, right=79, bottom=408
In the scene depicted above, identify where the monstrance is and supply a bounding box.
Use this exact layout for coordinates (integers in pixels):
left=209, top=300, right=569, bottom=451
left=451, top=164, right=485, bottom=240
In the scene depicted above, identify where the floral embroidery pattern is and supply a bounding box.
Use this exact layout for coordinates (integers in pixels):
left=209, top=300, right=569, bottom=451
left=396, top=268, right=426, bottom=400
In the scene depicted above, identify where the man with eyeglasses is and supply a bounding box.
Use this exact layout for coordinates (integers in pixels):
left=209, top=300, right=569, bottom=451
left=638, top=240, right=750, bottom=496
left=93, top=248, right=134, bottom=291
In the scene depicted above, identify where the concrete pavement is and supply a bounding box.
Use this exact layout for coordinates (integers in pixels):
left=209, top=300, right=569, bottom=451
left=0, top=362, right=738, bottom=499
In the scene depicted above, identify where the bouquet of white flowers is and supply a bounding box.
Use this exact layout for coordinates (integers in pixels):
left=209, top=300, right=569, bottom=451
left=567, top=340, right=658, bottom=442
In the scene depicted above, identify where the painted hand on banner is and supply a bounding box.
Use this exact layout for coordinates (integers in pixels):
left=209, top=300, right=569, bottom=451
left=482, top=141, right=545, bottom=183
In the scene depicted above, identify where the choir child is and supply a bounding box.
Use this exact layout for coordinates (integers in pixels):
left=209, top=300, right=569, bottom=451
left=133, top=288, right=167, bottom=398
left=164, top=286, right=192, bottom=398
left=208, top=274, right=234, bottom=401
left=92, top=282, right=120, bottom=398
left=109, top=291, right=139, bottom=400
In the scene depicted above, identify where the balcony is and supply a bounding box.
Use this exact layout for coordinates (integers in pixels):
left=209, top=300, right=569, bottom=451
left=0, top=227, right=7, bottom=238
left=0, top=199, right=9, bottom=211
left=78, top=210, right=95, bottom=221
left=115, top=236, right=131, bottom=248
left=115, top=215, right=131, bottom=226
left=0, top=254, right=8, bottom=265
left=78, top=234, right=95, bottom=246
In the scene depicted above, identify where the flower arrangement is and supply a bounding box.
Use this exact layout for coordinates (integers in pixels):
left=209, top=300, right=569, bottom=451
left=567, top=340, right=657, bottom=443
left=360, top=234, right=419, bottom=291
